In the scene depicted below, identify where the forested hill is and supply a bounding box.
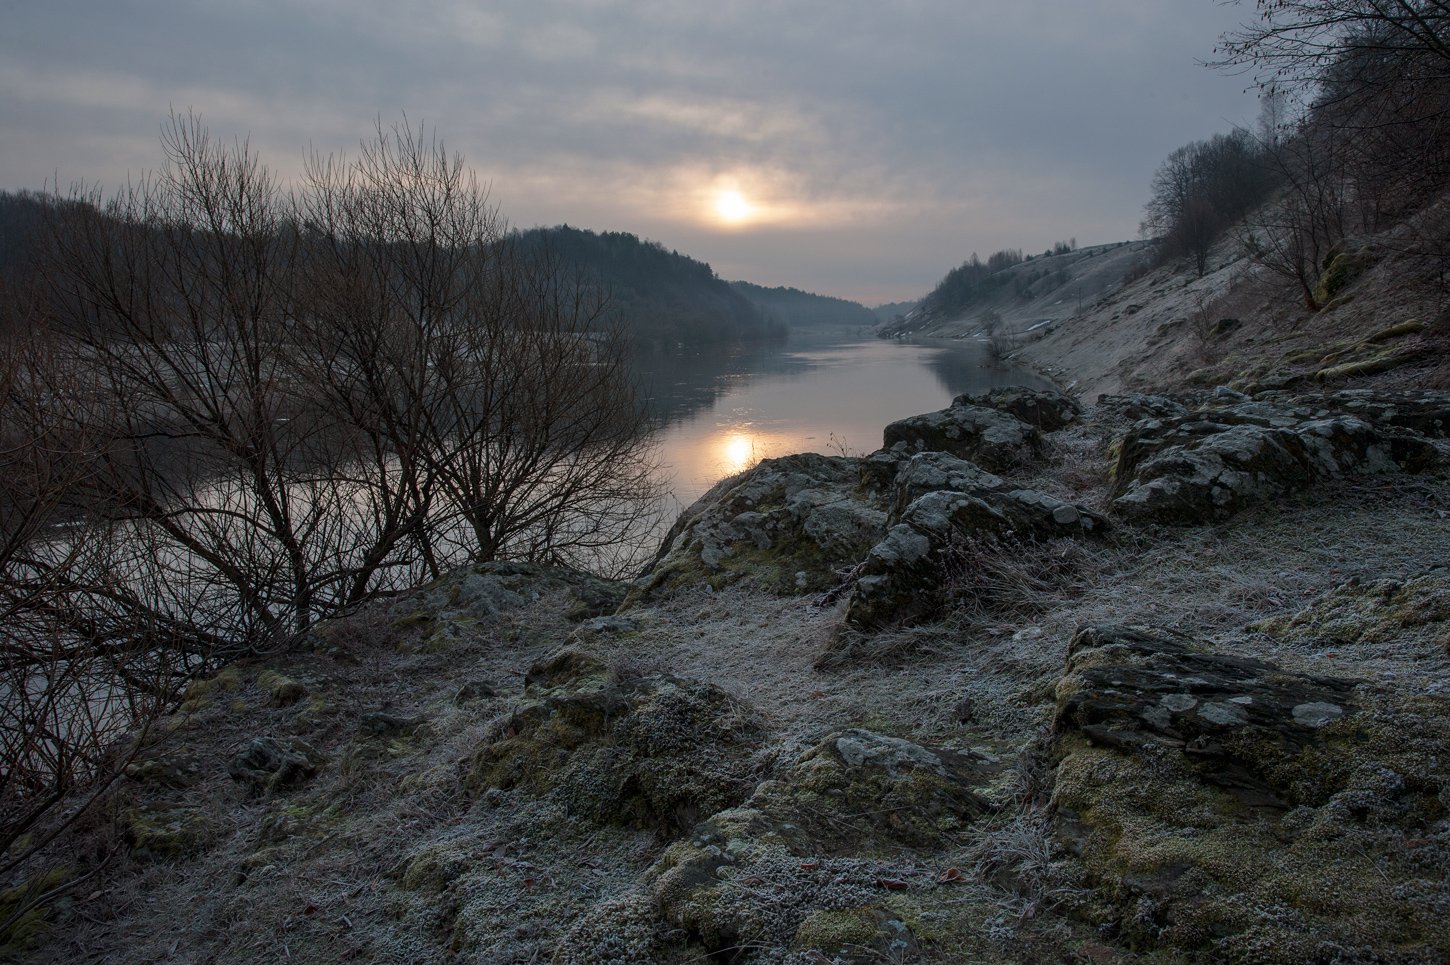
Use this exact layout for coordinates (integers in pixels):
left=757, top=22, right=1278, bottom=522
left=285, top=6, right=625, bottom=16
left=515, top=225, right=782, bottom=347
left=728, top=281, right=877, bottom=329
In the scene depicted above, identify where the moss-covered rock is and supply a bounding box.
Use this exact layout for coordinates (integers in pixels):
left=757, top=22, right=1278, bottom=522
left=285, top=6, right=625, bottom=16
left=1253, top=568, right=1450, bottom=650
left=0, top=866, right=72, bottom=955
left=120, top=805, right=214, bottom=860
left=1048, top=624, right=1450, bottom=960
left=628, top=453, right=887, bottom=602
left=636, top=729, right=1000, bottom=960
left=1313, top=249, right=1375, bottom=306
left=256, top=669, right=307, bottom=706
left=228, top=736, right=325, bottom=794
left=469, top=648, right=766, bottom=835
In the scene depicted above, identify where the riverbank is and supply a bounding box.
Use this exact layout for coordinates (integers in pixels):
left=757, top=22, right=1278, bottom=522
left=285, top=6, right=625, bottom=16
left=11, top=382, right=1450, bottom=963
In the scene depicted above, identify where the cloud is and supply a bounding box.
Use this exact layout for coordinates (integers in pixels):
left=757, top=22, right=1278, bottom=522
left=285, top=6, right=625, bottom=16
left=0, top=0, right=1262, bottom=303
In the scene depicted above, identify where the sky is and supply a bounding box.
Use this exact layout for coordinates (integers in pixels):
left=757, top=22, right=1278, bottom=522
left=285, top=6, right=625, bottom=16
left=1, top=1, right=1265, bottom=305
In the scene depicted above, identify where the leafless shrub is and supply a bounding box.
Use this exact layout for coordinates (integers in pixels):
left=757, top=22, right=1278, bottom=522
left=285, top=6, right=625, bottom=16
left=940, top=534, right=1096, bottom=624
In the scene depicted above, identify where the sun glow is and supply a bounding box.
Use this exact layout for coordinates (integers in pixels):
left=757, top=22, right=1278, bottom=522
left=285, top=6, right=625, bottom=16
left=720, top=432, right=759, bottom=474
left=713, top=189, right=753, bottom=225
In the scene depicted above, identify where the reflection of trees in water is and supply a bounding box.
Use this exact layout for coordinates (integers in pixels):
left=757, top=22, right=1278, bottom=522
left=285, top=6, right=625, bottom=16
left=633, top=333, right=1056, bottom=430
left=920, top=340, right=1055, bottom=400
left=632, top=333, right=811, bottom=426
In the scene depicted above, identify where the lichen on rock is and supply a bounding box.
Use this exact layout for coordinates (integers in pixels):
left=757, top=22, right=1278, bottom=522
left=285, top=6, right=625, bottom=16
left=1047, top=624, right=1450, bottom=960
left=470, top=648, right=767, bottom=835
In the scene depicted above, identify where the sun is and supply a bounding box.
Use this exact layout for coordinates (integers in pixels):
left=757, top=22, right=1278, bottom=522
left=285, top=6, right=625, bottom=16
left=713, top=189, right=753, bottom=225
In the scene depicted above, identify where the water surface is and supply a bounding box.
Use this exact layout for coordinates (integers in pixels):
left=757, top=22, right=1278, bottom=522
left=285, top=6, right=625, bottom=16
left=639, top=332, right=1053, bottom=509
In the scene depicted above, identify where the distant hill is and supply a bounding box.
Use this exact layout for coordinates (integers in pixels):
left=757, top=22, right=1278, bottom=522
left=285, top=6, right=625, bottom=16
left=880, top=241, right=1149, bottom=338
left=515, top=226, right=782, bottom=347
left=728, top=281, right=876, bottom=330
left=870, top=300, right=919, bottom=323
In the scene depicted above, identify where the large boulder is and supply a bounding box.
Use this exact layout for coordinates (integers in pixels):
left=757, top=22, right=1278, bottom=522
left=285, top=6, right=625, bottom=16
left=955, top=385, right=1082, bottom=431
left=628, top=453, right=887, bottom=601
left=1111, top=405, right=1439, bottom=524
left=882, top=401, right=1039, bottom=471
left=1048, top=625, right=1450, bottom=961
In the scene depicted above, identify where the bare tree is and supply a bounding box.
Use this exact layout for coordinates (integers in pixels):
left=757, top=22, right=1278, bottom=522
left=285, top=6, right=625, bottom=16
left=1214, top=1, right=1450, bottom=93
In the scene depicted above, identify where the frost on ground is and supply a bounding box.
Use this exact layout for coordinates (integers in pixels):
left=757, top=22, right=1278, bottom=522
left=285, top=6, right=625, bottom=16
left=9, top=391, right=1450, bottom=964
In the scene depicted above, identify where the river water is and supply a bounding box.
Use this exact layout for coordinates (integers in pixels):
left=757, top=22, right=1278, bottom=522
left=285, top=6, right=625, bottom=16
left=635, top=330, right=1054, bottom=513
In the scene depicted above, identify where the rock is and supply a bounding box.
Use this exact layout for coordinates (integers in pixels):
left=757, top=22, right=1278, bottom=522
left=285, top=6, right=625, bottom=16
left=882, top=402, right=1039, bottom=471
left=642, top=729, right=998, bottom=960
left=954, top=385, right=1082, bottom=431
left=125, top=751, right=207, bottom=788
left=1314, top=249, right=1375, bottom=305
left=395, top=561, right=626, bottom=630
left=1111, top=405, right=1439, bottom=524
left=1253, top=568, right=1450, bottom=649
left=628, top=453, right=887, bottom=601
left=1049, top=624, right=1450, bottom=960
left=469, top=647, right=765, bottom=834
left=228, top=736, right=324, bottom=793
left=841, top=482, right=1104, bottom=633
left=1308, top=388, right=1450, bottom=439
left=452, top=680, right=497, bottom=705
left=358, top=712, right=425, bottom=737
left=120, top=805, right=213, bottom=860
left=1095, top=393, right=1190, bottom=421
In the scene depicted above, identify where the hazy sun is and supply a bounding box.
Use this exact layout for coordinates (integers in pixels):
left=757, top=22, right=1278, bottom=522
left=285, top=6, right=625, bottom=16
left=714, top=189, right=753, bottom=225
left=720, top=432, right=757, bottom=473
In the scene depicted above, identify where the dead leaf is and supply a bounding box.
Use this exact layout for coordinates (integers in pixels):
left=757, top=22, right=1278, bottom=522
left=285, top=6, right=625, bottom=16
left=936, top=867, right=966, bottom=884
left=875, top=877, right=909, bottom=891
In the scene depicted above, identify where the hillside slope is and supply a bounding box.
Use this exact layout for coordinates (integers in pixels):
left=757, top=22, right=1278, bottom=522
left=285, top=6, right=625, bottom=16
left=878, top=242, right=1150, bottom=339
left=1017, top=199, right=1450, bottom=399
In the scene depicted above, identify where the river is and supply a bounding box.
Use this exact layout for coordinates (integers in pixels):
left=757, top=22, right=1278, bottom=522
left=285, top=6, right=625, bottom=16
left=634, top=329, right=1054, bottom=514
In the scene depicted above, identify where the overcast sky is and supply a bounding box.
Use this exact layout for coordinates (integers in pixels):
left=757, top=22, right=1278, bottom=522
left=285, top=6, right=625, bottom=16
left=2, top=1, right=1264, bottom=304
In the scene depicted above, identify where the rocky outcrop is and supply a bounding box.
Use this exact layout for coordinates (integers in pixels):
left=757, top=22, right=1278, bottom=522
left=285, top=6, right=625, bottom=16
left=1049, top=624, right=1450, bottom=961
left=629, top=453, right=888, bottom=602
left=553, top=729, right=1001, bottom=964
left=842, top=453, right=1105, bottom=633
left=470, top=648, right=766, bottom=834
left=882, top=401, right=1039, bottom=471
left=1112, top=402, right=1440, bottom=523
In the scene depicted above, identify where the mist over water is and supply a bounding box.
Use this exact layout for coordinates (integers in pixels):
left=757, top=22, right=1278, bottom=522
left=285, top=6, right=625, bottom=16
left=636, top=331, right=1053, bottom=512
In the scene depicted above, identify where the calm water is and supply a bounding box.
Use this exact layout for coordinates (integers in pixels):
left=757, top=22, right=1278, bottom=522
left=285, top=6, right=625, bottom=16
left=637, top=331, right=1054, bottom=510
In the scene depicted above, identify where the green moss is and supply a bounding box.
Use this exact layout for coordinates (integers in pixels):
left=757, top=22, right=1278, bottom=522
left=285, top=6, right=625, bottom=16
left=0, top=866, right=72, bottom=954
left=1314, top=250, right=1374, bottom=305
left=256, top=669, right=306, bottom=706
left=120, top=805, right=212, bottom=860
left=791, top=906, right=883, bottom=952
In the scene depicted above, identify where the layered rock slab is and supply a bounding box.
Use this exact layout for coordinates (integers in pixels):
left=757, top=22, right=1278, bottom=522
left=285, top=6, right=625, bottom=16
left=1049, top=625, right=1450, bottom=961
